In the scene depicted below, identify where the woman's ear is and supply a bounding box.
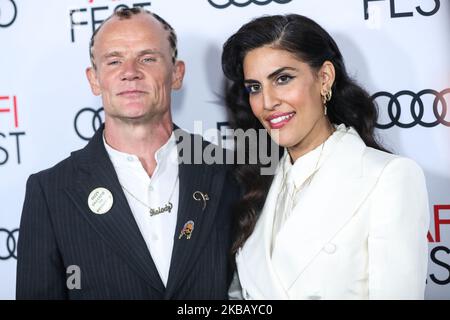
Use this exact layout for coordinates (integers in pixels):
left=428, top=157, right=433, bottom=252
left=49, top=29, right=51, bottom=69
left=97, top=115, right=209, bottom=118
left=319, top=60, right=336, bottom=94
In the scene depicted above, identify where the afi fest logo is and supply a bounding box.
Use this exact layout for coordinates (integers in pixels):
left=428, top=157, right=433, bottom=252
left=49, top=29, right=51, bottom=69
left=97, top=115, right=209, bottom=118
left=372, top=89, right=450, bottom=129
left=208, top=0, right=292, bottom=9
left=364, top=0, right=441, bottom=20
left=0, top=0, right=17, bottom=28
left=0, top=95, right=25, bottom=165
left=428, top=205, right=450, bottom=285
left=69, top=1, right=151, bottom=43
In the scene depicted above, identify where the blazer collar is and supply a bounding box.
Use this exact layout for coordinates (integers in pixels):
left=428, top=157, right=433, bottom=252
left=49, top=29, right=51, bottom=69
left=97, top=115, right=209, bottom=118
left=236, top=167, right=288, bottom=299
left=271, top=129, right=379, bottom=290
left=66, top=124, right=229, bottom=297
left=238, top=128, right=381, bottom=296
left=65, top=124, right=166, bottom=294
left=164, top=128, right=227, bottom=297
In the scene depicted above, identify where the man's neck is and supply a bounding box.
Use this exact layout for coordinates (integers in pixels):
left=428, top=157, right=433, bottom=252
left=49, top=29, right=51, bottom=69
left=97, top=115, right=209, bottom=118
left=104, top=117, right=173, bottom=177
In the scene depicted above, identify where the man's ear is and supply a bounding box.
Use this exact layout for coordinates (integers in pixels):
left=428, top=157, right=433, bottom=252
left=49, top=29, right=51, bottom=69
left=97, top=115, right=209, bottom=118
left=86, top=67, right=101, bottom=96
left=319, top=60, right=336, bottom=93
left=171, top=60, right=185, bottom=90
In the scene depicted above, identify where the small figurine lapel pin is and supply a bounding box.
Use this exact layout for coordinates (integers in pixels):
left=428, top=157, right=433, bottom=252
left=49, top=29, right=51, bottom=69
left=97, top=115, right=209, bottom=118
left=179, top=220, right=195, bottom=240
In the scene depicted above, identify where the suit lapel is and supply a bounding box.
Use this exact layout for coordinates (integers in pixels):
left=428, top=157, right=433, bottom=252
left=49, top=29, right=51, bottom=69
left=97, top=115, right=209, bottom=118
left=271, top=131, right=379, bottom=291
left=65, top=125, right=165, bottom=294
left=239, top=162, right=289, bottom=299
left=164, top=132, right=225, bottom=297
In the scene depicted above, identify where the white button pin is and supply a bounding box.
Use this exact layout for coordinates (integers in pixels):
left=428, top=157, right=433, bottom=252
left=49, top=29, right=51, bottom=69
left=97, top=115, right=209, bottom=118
left=88, top=187, right=114, bottom=214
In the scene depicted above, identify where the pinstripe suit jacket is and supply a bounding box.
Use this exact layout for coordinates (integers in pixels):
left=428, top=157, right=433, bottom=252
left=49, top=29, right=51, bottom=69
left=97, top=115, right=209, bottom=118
left=16, top=125, right=240, bottom=299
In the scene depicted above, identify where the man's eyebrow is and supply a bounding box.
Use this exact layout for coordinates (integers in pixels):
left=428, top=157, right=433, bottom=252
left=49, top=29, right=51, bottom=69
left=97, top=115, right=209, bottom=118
left=102, top=51, right=124, bottom=59
left=138, top=49, right=163, bottom=56
left=101, top=50, right=163, bottom=59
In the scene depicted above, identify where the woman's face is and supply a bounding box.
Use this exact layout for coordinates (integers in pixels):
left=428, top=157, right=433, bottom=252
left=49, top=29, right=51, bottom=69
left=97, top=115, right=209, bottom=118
left=243, top=46, right=334, bottom=160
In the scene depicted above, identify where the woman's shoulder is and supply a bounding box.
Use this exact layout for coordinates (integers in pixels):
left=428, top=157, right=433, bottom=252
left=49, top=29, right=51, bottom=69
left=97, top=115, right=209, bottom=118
left=362, top=147, right=425, bottom=181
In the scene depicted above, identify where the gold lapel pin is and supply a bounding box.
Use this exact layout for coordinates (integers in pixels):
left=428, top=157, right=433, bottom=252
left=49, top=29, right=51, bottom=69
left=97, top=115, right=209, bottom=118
left=193, top=191, right=209, bottom=211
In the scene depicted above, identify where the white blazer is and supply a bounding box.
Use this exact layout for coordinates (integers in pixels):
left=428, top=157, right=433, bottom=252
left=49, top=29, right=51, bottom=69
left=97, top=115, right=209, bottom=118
left=235, top=128, right=430, bottom=300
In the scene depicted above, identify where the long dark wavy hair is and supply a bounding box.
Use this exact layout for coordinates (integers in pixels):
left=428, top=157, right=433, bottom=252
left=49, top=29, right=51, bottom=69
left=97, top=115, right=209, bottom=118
left=222, top=14, right=388, bottom=255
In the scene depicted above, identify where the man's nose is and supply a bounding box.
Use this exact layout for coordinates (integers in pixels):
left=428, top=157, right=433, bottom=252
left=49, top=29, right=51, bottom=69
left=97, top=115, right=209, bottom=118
left=120, top=61, right=143, bottom=81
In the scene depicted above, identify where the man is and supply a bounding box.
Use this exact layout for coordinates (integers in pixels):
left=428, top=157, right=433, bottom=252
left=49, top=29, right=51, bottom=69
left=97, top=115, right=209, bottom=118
left=16, top=8, right=239, bottom=299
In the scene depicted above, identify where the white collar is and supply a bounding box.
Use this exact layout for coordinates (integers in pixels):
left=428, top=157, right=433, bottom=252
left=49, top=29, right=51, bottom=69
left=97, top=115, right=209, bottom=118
left=102, top=131, right=177, bottom=170
left=282, top=124, right=349, bottom=189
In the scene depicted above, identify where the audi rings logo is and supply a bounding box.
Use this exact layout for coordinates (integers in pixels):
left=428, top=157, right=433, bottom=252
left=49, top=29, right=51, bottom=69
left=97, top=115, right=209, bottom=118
left=208, top=0, right=291, bottom=9
left=0, top=0, right=17, bottom=27
left=0, top=228, right=19, bottom=260
left=373, top=89, right=450, bottom=129
left=74, top=107, right=104, bottom=141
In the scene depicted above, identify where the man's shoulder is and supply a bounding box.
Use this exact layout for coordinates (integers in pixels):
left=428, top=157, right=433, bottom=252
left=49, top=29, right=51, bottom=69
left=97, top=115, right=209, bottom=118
left=29, top=145, right=87, bottom=184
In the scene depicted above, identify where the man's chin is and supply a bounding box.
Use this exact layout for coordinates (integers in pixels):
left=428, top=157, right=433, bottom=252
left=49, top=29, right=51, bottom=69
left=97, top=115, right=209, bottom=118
left=106, top=113, right=148, bottom=125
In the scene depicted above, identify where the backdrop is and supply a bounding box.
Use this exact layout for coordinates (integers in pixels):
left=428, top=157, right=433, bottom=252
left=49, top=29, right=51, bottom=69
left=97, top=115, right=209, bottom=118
left=0, top=0, right=449, bottom=299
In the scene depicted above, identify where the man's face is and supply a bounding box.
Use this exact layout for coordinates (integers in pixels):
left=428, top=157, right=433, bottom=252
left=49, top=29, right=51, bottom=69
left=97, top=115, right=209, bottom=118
left=86, top=13, right=184, bottom=124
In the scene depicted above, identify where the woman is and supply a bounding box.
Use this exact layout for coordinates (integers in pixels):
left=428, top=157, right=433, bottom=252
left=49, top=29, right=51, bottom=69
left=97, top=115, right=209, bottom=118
left=222, top=14, right=429, bottom=299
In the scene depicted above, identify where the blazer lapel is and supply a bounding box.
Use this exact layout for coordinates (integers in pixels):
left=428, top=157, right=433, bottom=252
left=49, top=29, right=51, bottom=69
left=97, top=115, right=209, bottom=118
left=164, top=132, right=225, bottom=297
left=236, top=157, right=289, bottom=299
left=271, top=130, right=380, bottom=291
left=65, top=125, right=165, bottom=294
